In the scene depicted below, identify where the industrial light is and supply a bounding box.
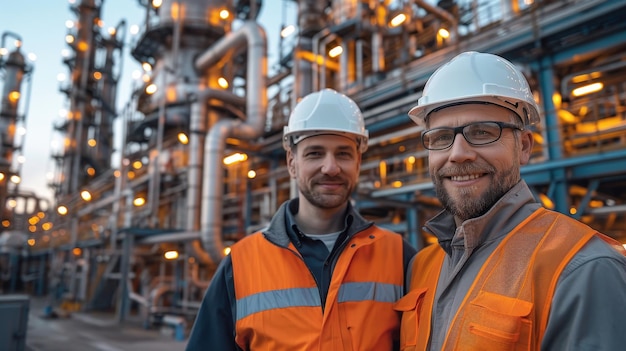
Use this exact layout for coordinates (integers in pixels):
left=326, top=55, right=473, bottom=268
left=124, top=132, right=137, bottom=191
left=88, top=138, right=97, bottom=147
left=328, top=45, right=343, bottom=58
left=247, top=170, right=256, bottom=179
left=281, top=25, right=295, bottom=38
left=8, top=91, right=20, bottom=103
left=10, top=175, right=21, bottom=184
left=77, top=41, right=89, bottom=52
left=145, top=83, right=157, bottom=95
left=133, top=197, right=146, bottom=207
left=223, top=247, right=231, bottom=256
left=538, top=193, right=555, bottom=210
left=572, top=82, right=603, bottom=97
left=177, top=132, right=189, bottom=145
left=81, top=190, right=92, bottom=202
left=223, top=152, right=248, bottom=165
left=589, top=200, right=604, bottom=208
left=164, top=250, right=179, bottom=260
left=132, top=160, right=143, bottom=169
left=438, top=28, right=450, bottom=39
left=571, top=71, right=601, bottom=83
left=218, top=77, right=229, bottom=89
left=57, top=205, right=68, bottom=216
left=219, top=9, right=230, bottom=19
left=389, top=13, right=407, bottom=27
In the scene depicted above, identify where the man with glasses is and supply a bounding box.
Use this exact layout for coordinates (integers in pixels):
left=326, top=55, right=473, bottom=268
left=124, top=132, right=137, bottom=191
left=395, top=51, right=626, bottom=350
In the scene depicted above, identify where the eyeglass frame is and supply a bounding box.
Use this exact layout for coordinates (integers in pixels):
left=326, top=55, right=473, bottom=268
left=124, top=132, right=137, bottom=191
left=421, top=121, right=523, bottom=150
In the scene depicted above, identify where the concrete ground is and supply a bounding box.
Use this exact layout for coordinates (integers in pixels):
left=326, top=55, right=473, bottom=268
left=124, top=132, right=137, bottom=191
left=25, top=297, right=188, bottom=351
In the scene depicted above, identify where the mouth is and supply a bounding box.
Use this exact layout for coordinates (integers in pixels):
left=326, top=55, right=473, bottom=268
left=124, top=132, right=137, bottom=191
left=449, top=173, right=485, bottom=181
left=317, top=182, right=344, bottom=188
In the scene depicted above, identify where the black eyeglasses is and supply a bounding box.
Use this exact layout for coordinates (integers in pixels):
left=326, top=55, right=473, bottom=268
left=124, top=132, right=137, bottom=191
left=422, top=121, right=523, bottom=150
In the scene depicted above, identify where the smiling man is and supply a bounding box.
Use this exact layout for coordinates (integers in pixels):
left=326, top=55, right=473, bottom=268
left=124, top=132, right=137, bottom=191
left=186, top=88, right=417, bottom=351
left=394, top=51, right=626, bottom=351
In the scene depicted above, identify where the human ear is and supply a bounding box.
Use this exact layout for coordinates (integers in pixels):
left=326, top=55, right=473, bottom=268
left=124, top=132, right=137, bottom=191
left=519, top=130, right=534, bottom=165
left=287, top=149, right=297, bottom=178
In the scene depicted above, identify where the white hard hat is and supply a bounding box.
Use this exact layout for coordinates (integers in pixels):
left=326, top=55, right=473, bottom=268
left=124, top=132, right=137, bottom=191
left=408, top=51, right=540, bottom=126
left=283, top=88, right=369, bottom=152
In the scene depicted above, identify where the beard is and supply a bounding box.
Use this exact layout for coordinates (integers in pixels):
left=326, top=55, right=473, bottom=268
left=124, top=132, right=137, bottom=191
left=298, top=175, right=354, bottom=210
left=434, top=163, right=520, bottom=222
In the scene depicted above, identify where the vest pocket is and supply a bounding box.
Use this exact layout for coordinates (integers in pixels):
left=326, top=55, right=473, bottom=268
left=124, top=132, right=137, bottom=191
left=459, top=291, right=532, bottom=351
left=393, top=287, right=428, bottom=351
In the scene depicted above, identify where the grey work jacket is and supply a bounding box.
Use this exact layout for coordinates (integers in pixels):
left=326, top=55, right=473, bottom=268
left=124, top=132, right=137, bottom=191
left=422, top=180, right=626, bottom=351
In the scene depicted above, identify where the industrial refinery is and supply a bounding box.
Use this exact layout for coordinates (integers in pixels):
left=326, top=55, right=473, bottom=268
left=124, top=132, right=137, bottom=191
left=1, top=0, right=625, bottom=347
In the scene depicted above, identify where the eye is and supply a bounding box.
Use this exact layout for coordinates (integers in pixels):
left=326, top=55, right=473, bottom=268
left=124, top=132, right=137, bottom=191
left=337, top=151, right=355, bottom=159
left=466, top=123, right=499, bottom=141
left=426, top=129, right=453, bottom=147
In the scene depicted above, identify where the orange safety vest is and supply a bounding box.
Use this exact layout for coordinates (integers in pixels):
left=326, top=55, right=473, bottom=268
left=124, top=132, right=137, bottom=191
left=231, top=226, right=404, bottom=351
left=396, top=207, right=626, bottom=351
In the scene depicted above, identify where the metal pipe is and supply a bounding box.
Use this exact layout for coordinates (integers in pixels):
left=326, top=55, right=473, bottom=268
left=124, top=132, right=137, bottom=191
left=193, top=21, right=267, bottom=263
left=186, top=89, right=246, bottom=265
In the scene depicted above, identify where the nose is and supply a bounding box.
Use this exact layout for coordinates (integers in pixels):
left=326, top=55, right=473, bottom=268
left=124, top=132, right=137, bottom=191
left=447, top=133, right=477, bottom=163
left=321, top=154, right=341, bottom=176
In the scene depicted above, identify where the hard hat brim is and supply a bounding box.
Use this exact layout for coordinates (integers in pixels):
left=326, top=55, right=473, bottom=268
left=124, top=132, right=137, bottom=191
left=408, top=95, right=540, bottom=127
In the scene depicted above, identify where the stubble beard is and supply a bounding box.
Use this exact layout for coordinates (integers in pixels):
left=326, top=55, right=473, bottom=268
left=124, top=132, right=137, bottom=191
left=299, top=177, right=353, bottom=210
left=434, top=165, right=520, bottom=222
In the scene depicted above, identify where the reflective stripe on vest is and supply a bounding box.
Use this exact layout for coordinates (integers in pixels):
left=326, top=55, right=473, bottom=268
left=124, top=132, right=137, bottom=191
left=338, top=281, right=403, bottom=303
left=236, top=281, right=401, bottom=321
left=236, top=287, right=320, bottom=321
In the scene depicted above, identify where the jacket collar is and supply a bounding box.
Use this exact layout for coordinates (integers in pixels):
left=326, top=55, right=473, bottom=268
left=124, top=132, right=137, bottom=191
left=263, top=198, right=373, bottom=248
left=425, top=180, right=542, bottom=255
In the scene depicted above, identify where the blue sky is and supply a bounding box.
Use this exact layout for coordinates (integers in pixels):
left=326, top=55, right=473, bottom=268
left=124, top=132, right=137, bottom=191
left=0, top=0, right=293, bottom=205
